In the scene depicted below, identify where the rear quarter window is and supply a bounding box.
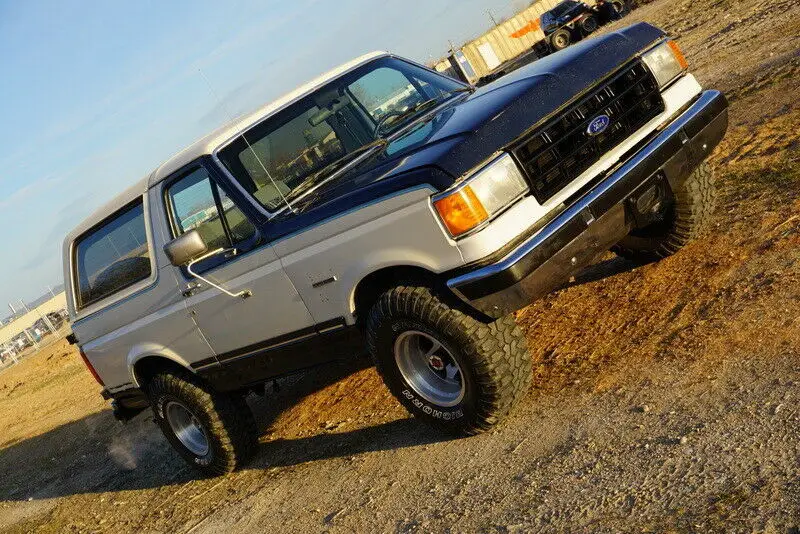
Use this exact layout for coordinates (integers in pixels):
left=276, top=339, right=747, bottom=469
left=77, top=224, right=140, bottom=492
left=73, top=199, right=151, bottom=309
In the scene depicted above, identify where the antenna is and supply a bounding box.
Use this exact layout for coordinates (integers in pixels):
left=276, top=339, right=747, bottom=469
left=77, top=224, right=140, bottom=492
left=197, top=67, right=294, bottom=214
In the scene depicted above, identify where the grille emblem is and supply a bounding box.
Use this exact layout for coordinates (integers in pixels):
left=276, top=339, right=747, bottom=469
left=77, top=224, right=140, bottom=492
left=587, top=114, right=611, bottom=136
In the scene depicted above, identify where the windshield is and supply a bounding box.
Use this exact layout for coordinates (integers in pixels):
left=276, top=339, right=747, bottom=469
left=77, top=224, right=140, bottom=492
left=217, top=57, right=465, bottom=212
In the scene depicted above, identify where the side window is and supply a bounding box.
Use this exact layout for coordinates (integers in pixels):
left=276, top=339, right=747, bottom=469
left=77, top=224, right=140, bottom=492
left=217, top=184, right=256, bottom=243
left=165, top=167, right=256, bottom=262
left=74, top=200, right=151, bottom=309
left=167, top=168, right=230, bottom=250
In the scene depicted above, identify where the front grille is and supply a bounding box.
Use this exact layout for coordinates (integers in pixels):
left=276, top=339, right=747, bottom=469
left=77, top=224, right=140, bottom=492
left=514, top=61, right=665, bottom=204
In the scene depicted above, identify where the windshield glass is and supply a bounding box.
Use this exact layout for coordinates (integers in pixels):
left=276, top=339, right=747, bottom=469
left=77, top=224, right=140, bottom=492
left=217, top=57, right=465, bottom=211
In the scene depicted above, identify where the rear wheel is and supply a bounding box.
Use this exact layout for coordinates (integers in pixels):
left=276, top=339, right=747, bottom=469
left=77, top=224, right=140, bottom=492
left=550, top=29, right=572, bottom=51
left=613, top=163, right=717, bottom=262
left=366, top=286, right=532, bottom=435
left=581, top=15, right=599, bottom=34
left=611, top=0, right=630, bottom=17
left=148, top=371, right=258, bottom=476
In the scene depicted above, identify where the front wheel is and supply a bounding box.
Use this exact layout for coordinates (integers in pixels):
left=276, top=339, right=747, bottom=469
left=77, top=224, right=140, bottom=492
left=366, top=286, right=532, bottom=435
left=148, top=371, right=258, bottom=476
left=613, top=163, right=717, bottom=262
left=611, top=0, right=630, bottom=17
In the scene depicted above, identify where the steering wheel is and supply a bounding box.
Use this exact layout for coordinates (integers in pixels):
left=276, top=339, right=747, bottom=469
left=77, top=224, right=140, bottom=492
left=373, top=109, right=406, bottom=137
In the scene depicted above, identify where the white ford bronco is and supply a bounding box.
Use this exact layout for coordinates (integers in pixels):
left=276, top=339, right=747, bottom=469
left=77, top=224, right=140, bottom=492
left=64, top=23, right=727, bottom=475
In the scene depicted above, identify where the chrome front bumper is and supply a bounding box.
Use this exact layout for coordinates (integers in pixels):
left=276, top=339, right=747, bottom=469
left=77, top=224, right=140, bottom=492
left=447, top=90, right=729, bottom=319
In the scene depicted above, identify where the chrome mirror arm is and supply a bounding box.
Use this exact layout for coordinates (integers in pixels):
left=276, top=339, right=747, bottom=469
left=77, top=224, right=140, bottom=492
left=185, top=248, right=252, bottom=299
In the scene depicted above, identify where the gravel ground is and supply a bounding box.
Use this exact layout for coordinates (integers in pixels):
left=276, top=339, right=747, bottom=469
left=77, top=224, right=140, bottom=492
left=1, top=0, right=799, bottom=531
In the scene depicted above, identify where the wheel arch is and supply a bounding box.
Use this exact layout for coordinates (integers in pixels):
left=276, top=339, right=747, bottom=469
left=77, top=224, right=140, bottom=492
left=350, top=265, right=490, bottom=325
left=351, top=265, right=442, bottom=323
left=128, top=347, right=197, bottom=389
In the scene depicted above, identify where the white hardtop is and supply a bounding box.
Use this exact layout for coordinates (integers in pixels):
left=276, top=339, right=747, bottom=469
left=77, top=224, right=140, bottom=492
left=151, top=50, right=388, bottom=186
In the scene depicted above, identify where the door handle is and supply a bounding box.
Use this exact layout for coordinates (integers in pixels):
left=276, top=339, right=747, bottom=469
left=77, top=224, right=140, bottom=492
left=185, top=248, right=252, bottom=299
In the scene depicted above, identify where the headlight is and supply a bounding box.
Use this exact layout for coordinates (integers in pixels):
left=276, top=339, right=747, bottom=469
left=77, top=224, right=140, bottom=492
left=433, top=154, right=528, bottom=237
left=642, top=39, right=688, bottom=88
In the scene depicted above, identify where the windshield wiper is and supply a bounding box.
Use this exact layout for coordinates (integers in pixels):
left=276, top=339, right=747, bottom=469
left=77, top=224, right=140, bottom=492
left=278, top=138, right=389, bottom=215
left=374, top=98, right=438, bottom=136
left=277, top=86, right=474, bottom=216
left=329, top=138, right=389, bottom=170
left=374, top=86, right=474, bottom=136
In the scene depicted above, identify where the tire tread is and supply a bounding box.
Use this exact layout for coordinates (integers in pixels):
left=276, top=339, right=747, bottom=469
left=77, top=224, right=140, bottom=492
left=148, top=371, right=257, bottom=476
left=613, top=163, right=717, bottom=261
left=366, top=286, right=531, bottom=435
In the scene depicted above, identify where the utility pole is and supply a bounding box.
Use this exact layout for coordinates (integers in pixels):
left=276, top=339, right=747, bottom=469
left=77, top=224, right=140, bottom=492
left=47, top=285, right=56, bottom=298
left=23, top=329, right=39, bottom=351
left=487, top=9, right=499, bottom=27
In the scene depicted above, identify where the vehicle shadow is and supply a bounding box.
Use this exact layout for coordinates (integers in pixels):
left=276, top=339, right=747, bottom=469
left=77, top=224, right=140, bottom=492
left=0, top=258, right=641, bottom=504
left=561, top=255, right=647, bottom=290
left=0, top=356, right=449, bottom=503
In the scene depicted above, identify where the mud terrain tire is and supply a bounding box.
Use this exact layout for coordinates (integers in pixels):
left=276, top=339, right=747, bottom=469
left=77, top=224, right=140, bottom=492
left=148, top=371, right=258, bottom=476
left=366, top=286, right=532, bottom=435
left=613, top=163, right=717, bottom=262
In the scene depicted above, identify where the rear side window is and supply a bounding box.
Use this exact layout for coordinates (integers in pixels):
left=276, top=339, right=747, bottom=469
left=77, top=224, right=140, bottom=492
left=74, top=200, right=151, bottom=309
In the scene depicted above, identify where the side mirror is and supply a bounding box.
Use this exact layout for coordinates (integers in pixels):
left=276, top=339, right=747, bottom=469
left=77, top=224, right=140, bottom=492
left=163, top=229, right=208, bottom=267
left=163, top=229, right=253, bottom=300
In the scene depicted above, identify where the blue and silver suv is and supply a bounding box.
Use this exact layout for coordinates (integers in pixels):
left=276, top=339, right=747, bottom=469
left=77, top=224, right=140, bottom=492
left=64, top=23, right=727, bottom=475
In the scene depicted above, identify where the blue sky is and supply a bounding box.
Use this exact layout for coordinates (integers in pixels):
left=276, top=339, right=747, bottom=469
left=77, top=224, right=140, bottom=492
left=0, top=0, right=526, bottom=306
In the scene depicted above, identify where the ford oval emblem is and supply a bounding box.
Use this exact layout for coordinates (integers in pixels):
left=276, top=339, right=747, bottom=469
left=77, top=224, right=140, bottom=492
left=587, top=114, right=611, bottom=136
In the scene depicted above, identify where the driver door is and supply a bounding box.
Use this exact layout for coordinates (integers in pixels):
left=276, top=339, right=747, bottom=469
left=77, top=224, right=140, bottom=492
left=161, top=164, right=316, bottom=388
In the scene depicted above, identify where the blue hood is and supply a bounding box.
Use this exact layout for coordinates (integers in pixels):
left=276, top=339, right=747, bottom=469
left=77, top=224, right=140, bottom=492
left=274, top=23, right=666, bottom=229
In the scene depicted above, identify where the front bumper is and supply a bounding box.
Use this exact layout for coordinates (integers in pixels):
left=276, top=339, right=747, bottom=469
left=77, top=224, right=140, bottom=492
left=447, top=89, right=728, bottom=319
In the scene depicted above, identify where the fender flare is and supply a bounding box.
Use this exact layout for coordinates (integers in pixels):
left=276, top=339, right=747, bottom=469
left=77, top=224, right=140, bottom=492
left=126, top=344, right=196, bottom=388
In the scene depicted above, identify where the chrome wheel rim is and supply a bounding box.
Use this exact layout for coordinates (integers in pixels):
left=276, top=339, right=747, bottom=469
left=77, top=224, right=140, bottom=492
left=165, top=401, right=210, bottom=457
left=394, top=330, right=465, bottom=407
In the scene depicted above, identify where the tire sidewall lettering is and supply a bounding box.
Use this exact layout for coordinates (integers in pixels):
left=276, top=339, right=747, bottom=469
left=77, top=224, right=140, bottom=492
left=400, top=389, right=463, bottom=420
left=388, top=319, right=468, bottom=422
left=154, top=392, right=214, bottom=465
left=154, top=394, right=167, bottom=419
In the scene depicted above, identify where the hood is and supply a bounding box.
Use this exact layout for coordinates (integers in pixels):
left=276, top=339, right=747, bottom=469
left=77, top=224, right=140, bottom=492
left=288, top=23, right=665, bottom=216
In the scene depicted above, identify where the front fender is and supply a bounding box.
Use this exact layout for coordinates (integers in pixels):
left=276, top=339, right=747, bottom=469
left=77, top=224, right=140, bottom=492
left=275, top=187, right=466, bottom=325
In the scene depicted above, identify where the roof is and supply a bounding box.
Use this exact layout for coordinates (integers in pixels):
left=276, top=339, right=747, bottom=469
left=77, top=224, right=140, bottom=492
left=64, top=175, right=151, bottom=245
left=148, top=50, right=389, bottom=187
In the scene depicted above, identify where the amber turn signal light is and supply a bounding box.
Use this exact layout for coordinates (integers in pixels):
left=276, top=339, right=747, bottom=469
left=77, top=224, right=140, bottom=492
left=667, top=40, right=688, bottom=70
left=433, top=186, right=489, bottom=237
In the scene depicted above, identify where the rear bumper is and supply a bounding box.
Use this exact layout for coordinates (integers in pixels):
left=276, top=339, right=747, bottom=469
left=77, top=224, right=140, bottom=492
left=102, top=387, right=149, bottom=422
left=447, top=89, right=728, bottom=319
